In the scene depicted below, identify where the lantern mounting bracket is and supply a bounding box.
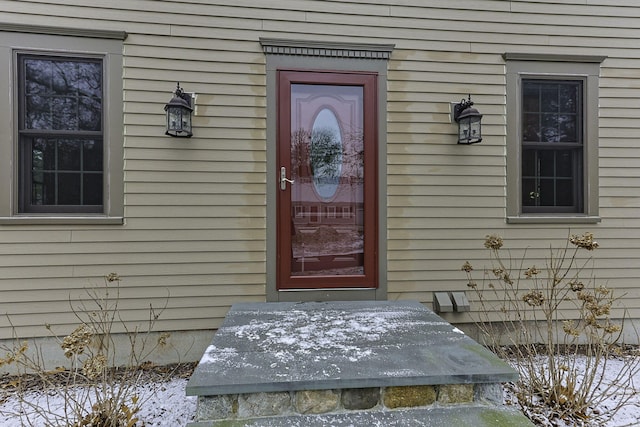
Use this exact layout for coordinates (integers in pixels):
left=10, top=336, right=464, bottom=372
left=172, top=82, right=192, bottom=107
left=453, top=94, right=474, bottom=123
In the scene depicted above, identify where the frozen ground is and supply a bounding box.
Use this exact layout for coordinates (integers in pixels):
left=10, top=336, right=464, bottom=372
left=1, top=356, right=639, bottom=426
left=504, top=356, right=640, bottom=427
left=0, top=377, right=197, bottom=427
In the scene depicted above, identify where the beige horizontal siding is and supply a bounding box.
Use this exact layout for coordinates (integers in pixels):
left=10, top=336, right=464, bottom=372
left=0, top=0, right=640, bottom=345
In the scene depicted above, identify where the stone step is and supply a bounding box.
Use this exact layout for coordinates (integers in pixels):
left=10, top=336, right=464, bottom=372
left=186, top=300, right=533, bottom=426
left=188, top=405, right=532, bottom=427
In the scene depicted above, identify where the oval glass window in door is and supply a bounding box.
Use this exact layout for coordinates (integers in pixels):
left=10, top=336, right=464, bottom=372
left=310, top=108, right=342, bottom=200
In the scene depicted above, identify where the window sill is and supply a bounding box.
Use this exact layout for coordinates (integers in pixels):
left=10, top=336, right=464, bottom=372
left=0, top=216, right=124, bottom=225
left=507, top=215, right=601, bottom=224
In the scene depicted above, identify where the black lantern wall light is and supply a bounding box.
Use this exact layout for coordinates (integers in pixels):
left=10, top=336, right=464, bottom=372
left=453, top=95, right=483, bottom=144
left=164, top=82, right=193, bottom=137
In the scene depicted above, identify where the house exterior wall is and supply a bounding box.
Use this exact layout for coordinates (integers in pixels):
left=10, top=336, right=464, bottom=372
left=0, top=1, right=639, bottom=346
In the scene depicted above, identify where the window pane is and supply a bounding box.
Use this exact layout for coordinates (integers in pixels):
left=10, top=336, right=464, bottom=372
left=79, top=97, right=102, bottom=131
left=541, top=113, right=559, bottom=142
left=32, top=138, right=56, bottom=170
left=522, top=149, right=536, bottom=176
left=25, top=59, right=52, bottom=95
left=556, top=150, right=573, bottom=177
left=77, top=62, right=102, bottom=98
left=26, top=137, right=103, bottom=208
left=83, top=174, right=103, bottom=205
left=522, top=178, right=538, bottom=207
left=538, top=179, right=555, bottom=206
left=559, top=84, right=578, bottom=113
left=522, top=80, right=581, bottom=145
left=52, top=61, right=78, bottom=95
left=523, top=82, right=540, bottom=112
left=538, top=150, right=555, bottom=177
left=57, top=140, right=81, bottom=171
left=559, top=114, right=577, bottom=142
left=25, top=59, right=54, bottom=129
left=540, top=85, right=559, bottom=112
left=83, top=140, right=103, bottom=171
left=52, top=97, right=79, bottom=130
left=26, top=95, right=52, bottom=129
left=521, top=148, right=579, bottom=209
left=57, top=173, right=81, bottom=205
left=32, top=172, right=55, bottom=205
left=556, top=179, right=574, bottom=206
left=523, top=114, right=540, bottom=142
left=23, top=56, right=102, bottom=131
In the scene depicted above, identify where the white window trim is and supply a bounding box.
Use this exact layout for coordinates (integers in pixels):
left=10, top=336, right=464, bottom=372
left=0, top=24, right=125, bottom=224
left=504, top=53, right=604, bottom=224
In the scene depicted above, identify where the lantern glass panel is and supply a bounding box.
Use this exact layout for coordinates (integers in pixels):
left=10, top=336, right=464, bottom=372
left=167, top=106, right=183, bottom=132
left=457, top=114, right=482, bottom=144
left=181, top=110, right=192, bottom=134
left=458, top=118, right=471, bottom=141
left=469, top=116, right=481, bottom=140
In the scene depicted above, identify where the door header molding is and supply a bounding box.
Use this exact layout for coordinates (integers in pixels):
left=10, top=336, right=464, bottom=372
left=260, top=38, right=394, bottom=60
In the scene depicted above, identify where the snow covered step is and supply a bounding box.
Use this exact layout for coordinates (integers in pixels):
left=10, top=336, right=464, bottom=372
left=185, top=300, right=532, bottom=426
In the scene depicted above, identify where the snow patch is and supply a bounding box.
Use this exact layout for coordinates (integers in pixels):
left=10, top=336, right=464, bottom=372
left=0, top=378, right=197, bottom=427
left=199, top=345, right=237, bottom=365
left=225, top=308, right=423, bottom=363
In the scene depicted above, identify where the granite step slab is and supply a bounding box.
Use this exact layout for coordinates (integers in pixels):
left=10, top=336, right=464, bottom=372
left=186, top=300, right=517, bottom=397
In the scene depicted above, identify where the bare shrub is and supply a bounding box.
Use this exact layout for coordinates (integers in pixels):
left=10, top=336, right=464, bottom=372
left=463, top=232, right=640, bottom=425
left=0, top=273, right=181, bottom=426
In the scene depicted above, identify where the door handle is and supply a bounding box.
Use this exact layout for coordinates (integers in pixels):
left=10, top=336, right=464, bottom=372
left=280, top=166, right=294, bottom=190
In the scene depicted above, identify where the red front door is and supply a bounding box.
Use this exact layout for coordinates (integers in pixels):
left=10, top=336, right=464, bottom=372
left=277, top=70, right=378, bottom=290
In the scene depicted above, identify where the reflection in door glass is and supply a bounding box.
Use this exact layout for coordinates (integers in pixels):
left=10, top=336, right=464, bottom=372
left=311, top=108, right=342, bottom=199
left=290, top=84, right=364, bottom=276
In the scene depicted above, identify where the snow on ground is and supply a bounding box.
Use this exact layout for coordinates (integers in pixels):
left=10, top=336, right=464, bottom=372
left=504, top=356, right=640, bottom=427
left=0, top=378, right=197, bottom=427
left=1, top=356, right=639, bottom=426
